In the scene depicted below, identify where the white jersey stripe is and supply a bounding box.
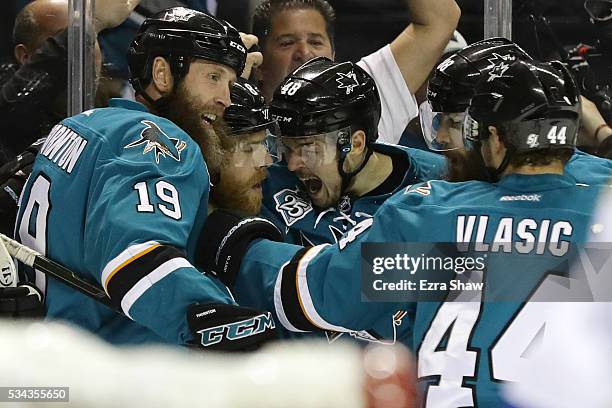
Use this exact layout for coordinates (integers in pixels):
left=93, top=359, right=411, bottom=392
left=121, top=257, right=191, bottom=319
left=295, top=244, right=352, bottom=332
left=274, top=260, right=307, bottom=333
left=101, top=241, right=159, bottom=293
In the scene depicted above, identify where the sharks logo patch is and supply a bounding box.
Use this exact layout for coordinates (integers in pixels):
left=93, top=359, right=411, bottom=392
left=325, top=313, right=400, bottom=345
left=163, top=7, right=198, bottom=22
left=486, top=53, right=517, bottom=82
left=336, top=71, right=359, bottom=95
left=125, top=120, right=187, bottom=164
left=274, top=187, right=313, bottom=226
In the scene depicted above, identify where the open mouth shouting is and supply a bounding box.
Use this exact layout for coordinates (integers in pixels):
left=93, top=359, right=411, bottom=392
left=299, top=175, right=323, bottom=196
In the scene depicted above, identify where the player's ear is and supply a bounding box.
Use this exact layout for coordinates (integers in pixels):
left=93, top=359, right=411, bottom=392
left=343, top=130, right=367, bottom=172
left=350, top=130, right=366, bottom=155
left=151, top=56, right=175, bottom=95
left=14, top=44, right=30, bottom=65
left=487, top=126, right=505, bottom=154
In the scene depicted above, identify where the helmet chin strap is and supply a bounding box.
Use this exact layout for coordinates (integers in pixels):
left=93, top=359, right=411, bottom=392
left=338, top=146, right=374, bottom=193
left=484, top=146, right=514, bottom=182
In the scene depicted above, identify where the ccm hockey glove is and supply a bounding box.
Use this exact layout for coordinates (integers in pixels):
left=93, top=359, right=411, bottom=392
left=187, top=303, right=276, bottom=351
left=196, top=209, right=282, bottom=287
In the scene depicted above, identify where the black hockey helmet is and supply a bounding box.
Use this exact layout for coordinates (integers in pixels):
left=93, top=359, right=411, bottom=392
left=464, top=59, right=580, bottom=175
left=128, top=7, right=246, bottom=96
left=427, top=38, right=532, bottom=112
left=270, top=56, right=381, bottom=142
left=225, top=78, right=277, bottom=134
left=270, top=56, right=381, bottom=190
left=224, top=78, right=280, bottom=166
left=421, top=38, right=532, bottom=151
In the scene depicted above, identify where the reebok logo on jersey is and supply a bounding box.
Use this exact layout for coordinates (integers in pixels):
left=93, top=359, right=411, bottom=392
left=124, top=120, right=187, bottom=164
left=499, top=194, right=542, bottom=202
left=274, top=187, right=313, bottom=226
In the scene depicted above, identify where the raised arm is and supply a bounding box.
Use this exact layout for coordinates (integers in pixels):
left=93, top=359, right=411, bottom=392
left=390, top=0, right=460, bottom=94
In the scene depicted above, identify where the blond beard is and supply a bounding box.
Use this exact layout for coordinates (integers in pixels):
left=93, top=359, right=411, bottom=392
left=162, top=84, right=235, bottom=181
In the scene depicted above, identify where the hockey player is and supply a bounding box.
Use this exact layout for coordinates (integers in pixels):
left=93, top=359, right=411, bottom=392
left=199, top=59, right=605, bottom=405
left=209, top=78, right=279, bottom=216
left=263, top=57, right=445, bottom=247
left=13, top=8, right=276, bottom=350
left=422, top=37, right=612, bottom=184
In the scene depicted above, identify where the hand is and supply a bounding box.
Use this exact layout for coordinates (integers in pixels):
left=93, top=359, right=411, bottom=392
left=580, top=96, right=612, bottom=145
left=239, top=33, right=263, bottom=80
left=95, top=0, right=141, bottom=33
left=0, top=284, right=45, bottom=318
left=196, top=209, right=282, bottom=286
left=187, top=303, right=276, bottom=351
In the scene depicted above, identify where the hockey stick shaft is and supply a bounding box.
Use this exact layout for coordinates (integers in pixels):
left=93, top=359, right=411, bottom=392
left=0, top=233, right=116, bottom=310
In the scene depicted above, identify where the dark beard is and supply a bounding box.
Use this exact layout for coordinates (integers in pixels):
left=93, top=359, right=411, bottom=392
left=161, top=84, right=231, bottom=182
left=210, top=166, right=268, bottom=215
left=445, top=148, right=490, bottom=182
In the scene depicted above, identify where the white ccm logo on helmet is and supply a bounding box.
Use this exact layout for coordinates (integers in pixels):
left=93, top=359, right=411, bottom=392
left=229, top=40, right=246, bottom=53
left=272, top=114, right=292, bottom=123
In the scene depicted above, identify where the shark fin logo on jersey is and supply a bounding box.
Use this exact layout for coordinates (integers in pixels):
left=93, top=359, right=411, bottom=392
left=336, top=71, right=359, bottom=95
left=407, top=181, right=432, bottom=196
left=325, top=327, right=396, bottom=345
left=274, top=187, right=313, bottom=226
left=328, top=224, right=345, bottom=243
left=125, top=120, right=187, bottom=164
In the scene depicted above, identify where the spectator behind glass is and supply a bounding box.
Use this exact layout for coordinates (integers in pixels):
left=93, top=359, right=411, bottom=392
left=0, top=0, right=139, bottom=166
left=251, top=0, right=461, bottom=145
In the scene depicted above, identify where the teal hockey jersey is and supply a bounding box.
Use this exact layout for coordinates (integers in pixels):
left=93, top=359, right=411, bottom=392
left=15, top=98, right=235, bottom=345
left=566, top=149, right=612, bottom=185
left=238, top=172, right=602, bottom=406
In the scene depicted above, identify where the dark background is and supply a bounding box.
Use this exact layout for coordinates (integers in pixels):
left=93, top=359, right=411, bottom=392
left=329, top=0, right=597, bottom=62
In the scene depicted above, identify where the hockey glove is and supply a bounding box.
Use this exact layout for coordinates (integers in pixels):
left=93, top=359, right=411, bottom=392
left=0, top=284, right=45, bottom=318
left=196, top=209, right=282, bottom=287
left=187, top=303, right=276, bottom=351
